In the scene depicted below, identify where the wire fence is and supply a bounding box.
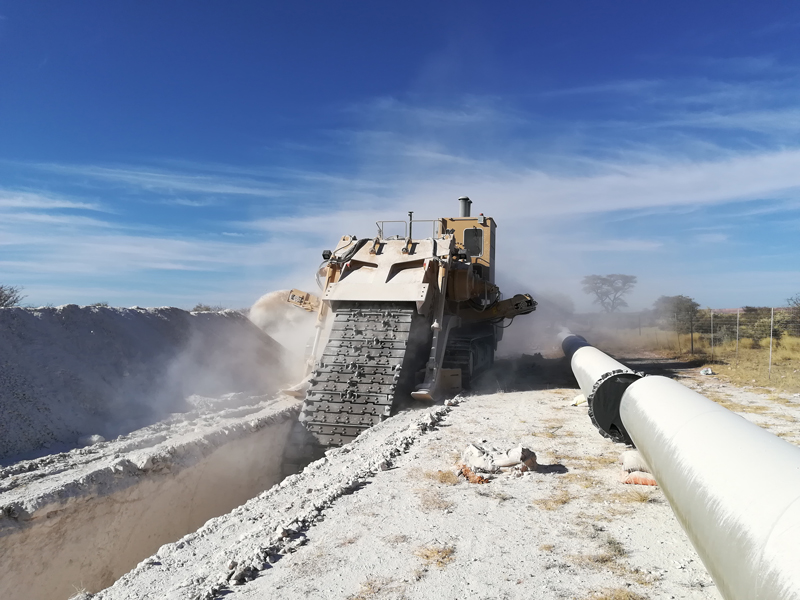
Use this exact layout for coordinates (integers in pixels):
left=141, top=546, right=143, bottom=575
left=576, top=306, right=800, bottom=388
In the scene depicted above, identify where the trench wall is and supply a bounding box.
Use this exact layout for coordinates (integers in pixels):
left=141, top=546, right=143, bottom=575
left=0, top=409, right=297, bottom=600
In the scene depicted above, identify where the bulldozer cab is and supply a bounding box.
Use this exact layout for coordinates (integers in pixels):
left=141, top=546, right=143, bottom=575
left=438, top=215, right=496, bottom=284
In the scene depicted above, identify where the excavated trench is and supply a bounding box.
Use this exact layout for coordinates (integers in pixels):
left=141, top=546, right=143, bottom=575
left=0, top=304, right=309, bottom=600
left=0, top=402, right=301, bottom=600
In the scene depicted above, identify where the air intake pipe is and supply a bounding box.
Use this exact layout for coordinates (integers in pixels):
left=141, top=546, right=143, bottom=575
left=458, top=196, right=472, bottom=217
left=559, top=331, right=800, bottom=600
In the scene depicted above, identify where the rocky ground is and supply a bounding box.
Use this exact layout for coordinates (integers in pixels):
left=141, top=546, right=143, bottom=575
left=4, top=323, right=799, bottom=600
left=84, top=355, right=800, bottom=600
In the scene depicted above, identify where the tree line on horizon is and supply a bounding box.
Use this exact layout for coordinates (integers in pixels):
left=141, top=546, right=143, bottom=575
left=580, top=274, right=800, bottom=344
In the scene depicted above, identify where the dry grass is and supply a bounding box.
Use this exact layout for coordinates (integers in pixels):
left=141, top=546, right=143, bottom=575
left=554, top=452, right=617, bottom=470
left=595, top=327, right=800, bottom=394
left=424, top=469, right=460, bottom=485
left=572, top=535, right=654, bottom=587
left=475, top=488, right=513, bottom=502
left=414, top=544, right=455, bottom=568
left=767, top=394, right=798, bottom=406
left=574, top=551, right=615, bottom=567
left=576, top=537, right=627, bottom=566
left=384, top=534, right=410, bottom=545
left=704, top=391, right=772, bottom=414
left=415, top=489, right=454, bottom=512
left=611, top=489, right=661, bottom=504
left=348, top=577, right=406, bottom=600
left=533, top=426, right=576, bottom=439
left=578, top=454, right=619, bottom=468
left=533, top=489, right=572, bottom=510
left=533, top=418, right=574, bottom=439
left=604, top=537, right=627, bottom=558
left=772, top=412, right=798, bottom=422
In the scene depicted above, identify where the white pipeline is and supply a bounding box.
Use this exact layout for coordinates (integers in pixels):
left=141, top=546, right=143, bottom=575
left=621, top=376, right=800, bottom=600
left=560, top=333, right=800, bottom=600
left=570, top=345, right=631, bottom=399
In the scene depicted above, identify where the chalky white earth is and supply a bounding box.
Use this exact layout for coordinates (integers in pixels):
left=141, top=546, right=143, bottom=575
left=3, top=304, right=799, bottom=600
left=90, top=368, right=800, bottom=600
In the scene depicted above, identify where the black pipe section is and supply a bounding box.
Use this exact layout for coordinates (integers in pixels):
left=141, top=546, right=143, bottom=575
left=560, top=333, right=589, bottom=361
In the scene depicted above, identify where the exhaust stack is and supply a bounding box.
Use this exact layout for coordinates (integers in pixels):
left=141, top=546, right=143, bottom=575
left=458, top=196, right=472, bottom=217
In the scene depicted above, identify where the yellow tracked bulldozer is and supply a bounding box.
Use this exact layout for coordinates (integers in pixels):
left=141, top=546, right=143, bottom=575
left=283, top=198, right=536, bottom=469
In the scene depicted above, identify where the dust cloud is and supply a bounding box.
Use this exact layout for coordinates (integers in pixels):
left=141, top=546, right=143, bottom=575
left=248, top=289, right=318, bottom=380
left=495, top=284, right=577, bottom=359
left=95, top=309, right=294, bottom=440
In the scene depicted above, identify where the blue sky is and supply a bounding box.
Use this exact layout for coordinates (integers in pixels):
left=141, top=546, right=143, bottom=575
left=1, top=2, right=799, bottom=311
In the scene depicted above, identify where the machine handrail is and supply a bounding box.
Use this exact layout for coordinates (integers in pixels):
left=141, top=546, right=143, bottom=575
left=375, top=220, right=407, bottom=239
left=408, top=218, right=440, bottom=238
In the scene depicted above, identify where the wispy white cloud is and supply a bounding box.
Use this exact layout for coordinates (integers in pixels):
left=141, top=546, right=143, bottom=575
left=0, top=189, right=105, bottom=211
left=656, top=108, right=800, bottom=134
left=753, top=19, right=800, bottom=37
left=538, top=79, right=663, bottom=98
left=0, top=212, right=115, bottom=227
left=696, top=55, right=800, bottom=76
left=165, top=198, right=217, bottom=207
left=351, top=96, right=521, bottom=126
left=384, top=149, right=800, bottom=219
left=0, top=230, right=294, bottom=274
left=31, top=163, right=289, bottom=198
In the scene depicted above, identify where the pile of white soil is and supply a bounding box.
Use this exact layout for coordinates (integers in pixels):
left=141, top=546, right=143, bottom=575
left=0, top=305, right=288, bottom=461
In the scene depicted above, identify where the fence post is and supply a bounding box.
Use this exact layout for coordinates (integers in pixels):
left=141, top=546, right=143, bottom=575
left=690, top=311, right=694, bottom=355
left=769, top=307, right=774, bottom=380
left=675, top=313, right=681, bottom=354
left=735, top=308, right=740, bottom=367
left=711, top=310, right=715, bottom=363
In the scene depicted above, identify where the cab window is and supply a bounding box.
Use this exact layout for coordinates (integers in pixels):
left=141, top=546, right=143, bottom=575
left=463, top=228, right=483, bottom=257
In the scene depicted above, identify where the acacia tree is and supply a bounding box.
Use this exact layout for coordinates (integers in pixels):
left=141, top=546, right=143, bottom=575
left=0, top=284, right=25, bottom=308
left=581, top=274, right=637, bottom=313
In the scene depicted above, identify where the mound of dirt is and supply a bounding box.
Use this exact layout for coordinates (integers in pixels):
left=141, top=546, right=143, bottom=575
left=0, top=305, right=289, bottom=461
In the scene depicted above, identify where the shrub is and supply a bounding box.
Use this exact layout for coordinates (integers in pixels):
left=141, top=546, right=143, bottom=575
left=0, top=284, right=25, bottom=308
left=192, top=303, right=226, bottom=312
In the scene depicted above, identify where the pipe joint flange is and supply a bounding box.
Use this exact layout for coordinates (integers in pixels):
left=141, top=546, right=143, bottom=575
left=587, top=368, right=644, bottom=445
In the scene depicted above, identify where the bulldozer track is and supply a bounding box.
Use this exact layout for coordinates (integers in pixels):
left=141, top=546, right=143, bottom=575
left=443, top=334, right=494, bottom=389
left=299, top=302, right=427, bottom=448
